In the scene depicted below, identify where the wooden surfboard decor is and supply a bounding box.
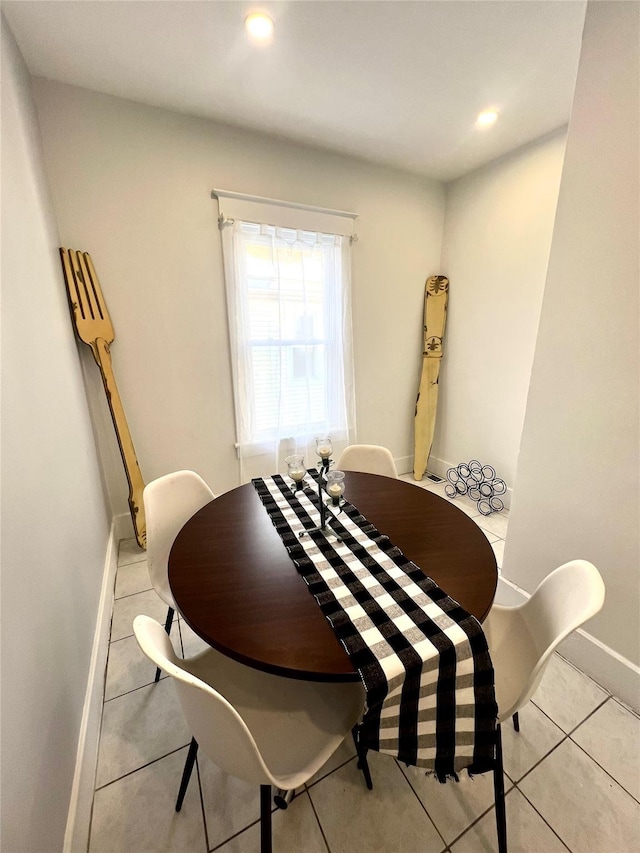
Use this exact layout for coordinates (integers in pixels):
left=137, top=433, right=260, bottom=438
left=413, top=275, right=449, bottom=481
left=60, top=248, right=147, bottom=549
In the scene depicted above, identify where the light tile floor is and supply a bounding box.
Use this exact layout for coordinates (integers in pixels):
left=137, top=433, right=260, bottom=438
left=88, top=476, right=640, bottom=852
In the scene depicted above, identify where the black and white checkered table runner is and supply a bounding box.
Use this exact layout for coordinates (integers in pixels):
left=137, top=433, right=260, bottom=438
left=253, top=471, right=497, bottom=779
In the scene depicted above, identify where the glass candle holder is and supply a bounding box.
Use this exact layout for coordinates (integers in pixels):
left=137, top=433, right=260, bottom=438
left=326, top=470, right=345, bottom=506
left=285, top=454, right=306, bottom=491
left=315, top=435, right=333, bottom=460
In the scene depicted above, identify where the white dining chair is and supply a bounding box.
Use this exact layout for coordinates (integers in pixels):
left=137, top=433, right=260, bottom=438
left=143, top=470, right=215, bottom=681
left=133, top=615, right=366, bottom=853
left=337, top=444, right=398, bottom=479
left=482, top=559, right=606, bottom=853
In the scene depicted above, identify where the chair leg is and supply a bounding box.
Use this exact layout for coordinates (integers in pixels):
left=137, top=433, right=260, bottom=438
left=512, top=712, right=520, bottom=732
left=274, top=788, right=296, bottom=810
left=176, top=737, right=198, bottom=812
left=260, top=784, right=272, bottom=853
left=352, top=726, right=373, bottom=791
left=493, top=723, right=507, bottom=853
left=155, top=607, right=175, bottom=683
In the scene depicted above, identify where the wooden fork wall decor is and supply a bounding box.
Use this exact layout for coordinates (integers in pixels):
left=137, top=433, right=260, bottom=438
left=60, top=249, right=147, bottom=549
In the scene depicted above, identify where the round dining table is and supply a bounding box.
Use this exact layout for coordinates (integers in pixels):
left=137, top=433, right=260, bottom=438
left=169, top=472, right=498, bottom=682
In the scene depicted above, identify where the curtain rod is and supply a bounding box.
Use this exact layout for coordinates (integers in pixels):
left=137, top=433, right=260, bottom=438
left=211, top=188, right=358, bottom=220
left=217, top=213, right=359, bottom=242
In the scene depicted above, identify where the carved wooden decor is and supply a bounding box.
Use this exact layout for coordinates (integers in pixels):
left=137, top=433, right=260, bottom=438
left=414, top=275, right=449, bottom=481
left=60, top=248, right=146, bottom=549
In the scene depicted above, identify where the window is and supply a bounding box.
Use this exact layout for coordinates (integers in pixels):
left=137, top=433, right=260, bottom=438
left=216, top=191, right=357, bottom=480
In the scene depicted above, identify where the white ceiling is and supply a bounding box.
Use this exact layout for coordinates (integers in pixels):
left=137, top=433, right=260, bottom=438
left=2, top=0, right=586, bottom=181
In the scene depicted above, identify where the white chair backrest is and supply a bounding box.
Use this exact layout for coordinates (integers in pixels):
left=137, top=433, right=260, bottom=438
left=514, top=559, right=605, bottom=712
left=133, top=615, right=275, bottom=787
left=143, top=471, right=215, bottom=607
left=337, top=444, right=398, bottom=479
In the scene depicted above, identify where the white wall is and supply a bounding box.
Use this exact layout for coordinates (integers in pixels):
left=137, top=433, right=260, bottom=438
left=31, top=79, right=445, bottom=522
left=504, top=1, right=639, bottom=675
left=0, top=16, right=111, bottom=853
left=433, top=130, right=568, bottom=496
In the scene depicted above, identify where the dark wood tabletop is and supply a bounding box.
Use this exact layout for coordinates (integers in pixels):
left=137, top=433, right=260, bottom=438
left=169, top=472, right=498, bottom=682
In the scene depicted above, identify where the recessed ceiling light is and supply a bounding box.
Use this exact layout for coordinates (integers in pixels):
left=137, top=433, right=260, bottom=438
left=476, top=109, right=499, bottom=127
left=245, top=12, right=274, bottom=41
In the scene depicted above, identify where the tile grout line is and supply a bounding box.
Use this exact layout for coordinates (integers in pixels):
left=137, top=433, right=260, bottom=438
left=207, top=818, right=261, bottom=852
left=115, top=558, right=147, bottom=569
left=194, top=756, right=210, bottom=853
left=107, top=617, right=183, bottom=646
left=563, top=695, right=611, bottom=736
left=446, top=691, right=633, bottom=851
left=530, top=689, right=610, bottom=737
left=396, top=760, right=470, bottom=852
left=567, top=738, right=640, bottom=806
left=94, top=744, right=191, bottom=793
left=113, top=585, right=153, bottom=601
left=205, top=790, right=314, bottom=853
left=108, top=631, right=154, bottom=647
left=511, top=699, right=604, bottom=852
left=112, top=588, right=158, bottom=605
left=104, top=675, right=170, bottom=703
left=305, top=754, right=357, bottom=789
left=443, top=775, right=517, bottom=849
left=306, top=787, right=333, bottom=853
left=510, top=728, right=570, bottom=788
left=513, top=783, right=573, bottom=853
left=513, top=693, right=611, bottom=790
left=103, top=674, right=172, bottom=704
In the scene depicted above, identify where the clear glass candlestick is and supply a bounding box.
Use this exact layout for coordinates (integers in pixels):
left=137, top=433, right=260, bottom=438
left=326, top=470, right=345, bottom=506
left=315, top=435, right=333, bottom=460
left=285, top=454, right=306, bottom=492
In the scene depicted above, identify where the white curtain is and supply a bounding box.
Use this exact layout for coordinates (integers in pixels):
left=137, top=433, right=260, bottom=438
left=221, top=217, right=356, bottom=482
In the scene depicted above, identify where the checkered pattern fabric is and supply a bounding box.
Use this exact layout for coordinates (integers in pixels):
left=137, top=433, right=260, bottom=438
left=253, top=471, right=497, bottom=780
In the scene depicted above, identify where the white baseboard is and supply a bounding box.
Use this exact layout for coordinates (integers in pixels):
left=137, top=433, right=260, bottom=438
left=64, top=520, right=119, bottom=852
left=496, top=576, right=640, bottom=713
left=114, top=511, right=134, bottom=543
left=395, top=455, right=413, bottom=476
left=558, top=628, right=640, bottom=714
left=395, top=454, right=453, bottom=484
left=493, top=575, right=529, bottom=606
left=422, top=454, right=450, bottom=481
